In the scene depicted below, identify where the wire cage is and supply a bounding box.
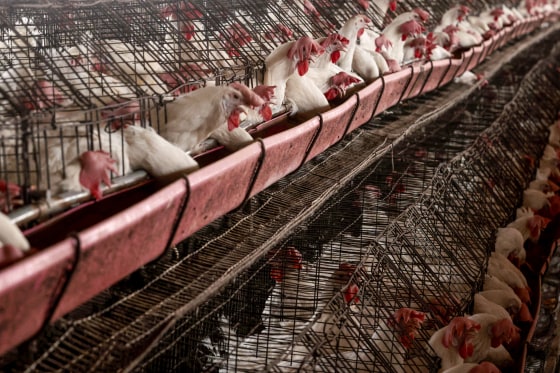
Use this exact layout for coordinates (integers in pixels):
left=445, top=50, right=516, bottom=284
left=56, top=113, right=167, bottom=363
left=2, top=30, right=559, bottom=372
left=0, top=0, right=547, bottom=217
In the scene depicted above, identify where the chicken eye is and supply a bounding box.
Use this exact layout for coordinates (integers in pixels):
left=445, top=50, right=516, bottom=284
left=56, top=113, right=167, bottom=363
left=233, top=93, right=240, bottom=99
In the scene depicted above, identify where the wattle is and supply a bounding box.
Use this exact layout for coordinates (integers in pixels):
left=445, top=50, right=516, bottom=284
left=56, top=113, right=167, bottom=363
left=228, top=109, right=242, bottom=131
left=331, top=50, right=341, bottom=63
left=297, top=59, right=310, bottom=76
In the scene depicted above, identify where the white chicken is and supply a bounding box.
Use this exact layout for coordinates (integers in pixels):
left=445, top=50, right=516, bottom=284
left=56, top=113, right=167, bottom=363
left=487, top=252, right=530, bottom=304
left=356, top=29, right=391, bottom=75
left=464, top=313, right=516, bottom=369
left=523, top=188, right=553, bottom=211
left=47, top=46, right=138, bottom=109
left=45, top=126, right=130, bottom=199
left=0, top=211, right=30, bottom=268
left=285, top=74, right=330, bottom=119
left=123, top=125, right=198, bottom=178
left=370, top=307, right=427, bottom=373
left=311, top=33, right=350, bottom=69
left=264, top=36, right=324, bottom=111
left=0, top=17, right=40, bottom=67
left=506, top=207, right=549, bottom=242
left=376, top=9, right=430, bottom=67
left=472, top=293, right=511, bottom=320
left=336, top=14, right=372, bottom=73
left=0, top=211, right=30, bottom=253
left=96, top=39, right=170, bottom=95
left=157, top=83, right=264, bottom=152
left=494, top=227, right=526, bottom=266
left=429, top=316, right=482, bottom=371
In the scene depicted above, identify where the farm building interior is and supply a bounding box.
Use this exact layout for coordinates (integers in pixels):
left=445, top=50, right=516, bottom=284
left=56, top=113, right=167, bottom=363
left=1, top=0, right=560, bottom=372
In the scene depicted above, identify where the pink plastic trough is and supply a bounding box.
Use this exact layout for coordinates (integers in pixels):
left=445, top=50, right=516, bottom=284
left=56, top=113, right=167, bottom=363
left=249, top=117, right=321, bottom=198
left=172, top=143, right=264, bottom=242
left=402, top=62, right=434, bottom=100
left=347, top=78, right=383, bottom=131
left=305, top=95, right=359, bottom=161
left=373, top=68, right=412, bottom=116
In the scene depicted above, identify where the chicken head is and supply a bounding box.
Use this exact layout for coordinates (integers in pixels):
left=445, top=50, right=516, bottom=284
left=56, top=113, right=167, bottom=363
left=390, top=308, right=426, bottom=349
left=375, top=34, right=393, bottom=52
left=287, top=36, right=325, bottom=76
left=223, top=83, right=263, bottom=130
left=441, top=316, right=481, bottom=359
left=268, top=246, right=303, bottom=282
left=252, top=84, right=276, bottom=121
left=333, top=262, right=361, bottom=304
left=399, top=19, right=425, bottom=41
left=490, top=318, right=519, bottom=348
left=79, top=150, right=118, bottom=200
left=320, top=33, right=349, bottom=63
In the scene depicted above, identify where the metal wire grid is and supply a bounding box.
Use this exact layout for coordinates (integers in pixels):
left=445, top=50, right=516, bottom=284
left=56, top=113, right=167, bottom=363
left=2, top=34, right=556, bottom=372
left=0, top=0, right=542, bottom=214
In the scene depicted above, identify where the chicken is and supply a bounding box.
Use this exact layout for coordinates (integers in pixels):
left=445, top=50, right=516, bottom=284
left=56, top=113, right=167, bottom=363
left=442, top=362, right=501, bottom=373
left=0, top=66, right=42, bottom=114
left=475, top=287, right=531, bottom=324
left=540, top=144, right=558, bottom=165
left=264, top=36, right=325, bottom=110
left=123, top=125, right=198, bottom=179
left=158, top=83, right=264, bottom=152
left=506, top=208, right=549, bottom=243
left=285, top=74, right=330, bottom=119
left=0, top=211, right=30, bottom=252
left=47, top=47, right=137, bottom=109
left=478, top=289, right=531, bottom=323
left=483, top=274, right=515, bottom=293
left=0, top=211, right=30, bottom=268
left=494, top=227, right=526, bottom=267
left=192, top=85, right=276, bottom=154
left=402, top=36, right=428, bottom=63
left=311, top=33, right=350, bottom=69
left=305, top=66, right=363, bottom=101
left=376, top=9, right=430, bottom=67
left=523, top=188, right=554, bottom=211
left=371, top=307, right=427, bottom=372
left=336, top=14, right=392, bottom=79
left=336, top=14, right=372, bottom=72
left=76, top=150, right=120, bottom=200
left=2, top=118, right=129, bottom=200
left=429, top=316, right=482, bottom=371
left=453, top=71, right=484, bottom=86
left=96, top=39, right=169, bottom=95
left=487, top=252, right=530, bottom=304
left=356, top=29, right=391, bottom=75
left=430, top=6, right=482, bottom=52
left=266, top=246, right=318, bottom=320
left=0, top=17, right=40, bottom=69
left=464, top=313, right=516, bottom=369
left=352, top=45, right=384, bottom=80
left=435, top=5, right=471, bottom=30
left=528, top=179, right=558, bottom=194
left=548, top=121, right=560, bottom=148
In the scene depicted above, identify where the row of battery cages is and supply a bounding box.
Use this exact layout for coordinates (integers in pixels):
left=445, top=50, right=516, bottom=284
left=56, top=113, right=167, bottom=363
left=0, top=0, right=513, bottom=217
left=5, top=35, right=560, bottom=372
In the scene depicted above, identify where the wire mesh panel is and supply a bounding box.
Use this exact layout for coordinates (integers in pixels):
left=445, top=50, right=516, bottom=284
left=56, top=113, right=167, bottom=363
left=0, top=0, right=548, bottom=216
left=3, top=30, right=559, bottom=372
